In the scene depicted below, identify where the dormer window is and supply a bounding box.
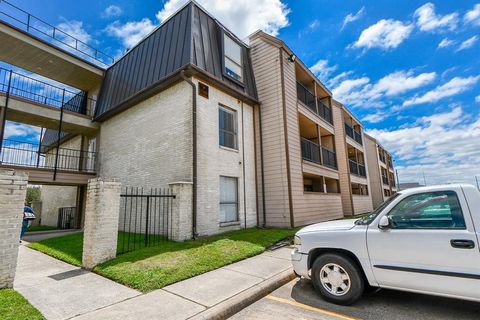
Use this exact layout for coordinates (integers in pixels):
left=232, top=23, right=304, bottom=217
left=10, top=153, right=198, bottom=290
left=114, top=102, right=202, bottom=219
left=224, top=34, right=243, bottom=82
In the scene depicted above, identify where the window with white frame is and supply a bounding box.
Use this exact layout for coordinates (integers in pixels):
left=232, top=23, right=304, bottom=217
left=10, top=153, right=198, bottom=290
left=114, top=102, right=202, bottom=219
left=219, top=176, right=238, bottom=223
left=219, top=105, right=237, bottom=149
left=224, top=34, right=243, bottom=82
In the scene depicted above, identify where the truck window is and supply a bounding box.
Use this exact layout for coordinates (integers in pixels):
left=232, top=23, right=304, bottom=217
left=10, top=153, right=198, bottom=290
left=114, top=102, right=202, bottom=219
left=387, top=191, right=466, bottom=229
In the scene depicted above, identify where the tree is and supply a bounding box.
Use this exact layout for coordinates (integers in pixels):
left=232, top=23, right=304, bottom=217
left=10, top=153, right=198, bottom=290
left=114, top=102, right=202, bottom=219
left=26, top=187, right=41, bottom=206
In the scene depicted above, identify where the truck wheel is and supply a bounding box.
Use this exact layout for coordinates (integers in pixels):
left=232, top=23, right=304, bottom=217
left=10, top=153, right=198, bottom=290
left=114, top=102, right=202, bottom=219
left=311, top=253, right=364, bottom=305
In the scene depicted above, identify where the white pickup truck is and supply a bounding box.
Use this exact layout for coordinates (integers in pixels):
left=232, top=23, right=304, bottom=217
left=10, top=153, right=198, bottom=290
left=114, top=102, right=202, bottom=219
left=292, top=184, right=480, bottom=305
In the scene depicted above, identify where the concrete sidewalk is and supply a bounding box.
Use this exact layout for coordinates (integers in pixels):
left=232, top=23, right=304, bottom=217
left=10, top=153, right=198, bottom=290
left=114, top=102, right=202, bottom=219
left=14, top=246, right=140, bottom=320
left=72, top=247, right=294, bottom=320
left=16, top=244, right=294, bottom=320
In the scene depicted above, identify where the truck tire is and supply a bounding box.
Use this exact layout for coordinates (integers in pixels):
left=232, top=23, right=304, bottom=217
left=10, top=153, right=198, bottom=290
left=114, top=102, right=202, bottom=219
left=311, top=253, right=365, bottom=305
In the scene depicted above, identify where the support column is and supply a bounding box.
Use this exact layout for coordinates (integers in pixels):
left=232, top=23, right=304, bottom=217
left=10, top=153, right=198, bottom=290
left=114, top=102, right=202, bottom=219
left=82, top=178, right=121, bottom=269
left=168, top=182, right=192, bottom=241
left=0, top=170, right=28, bottom=289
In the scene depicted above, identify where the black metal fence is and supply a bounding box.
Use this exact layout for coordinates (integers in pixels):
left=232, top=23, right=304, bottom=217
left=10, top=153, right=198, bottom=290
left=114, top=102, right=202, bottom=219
left=0, top=0, right=113, bottom=65
left=118, top=187, right=176, bottom=255
left=349, top=159, right=366, bottom=177
left=0, top=139, right=97, bottom=173
left=57, top=207, right=78, bottom=229
left=345, top=123, right=363, bottom=145
left=0, top=67, right=96, bottom=116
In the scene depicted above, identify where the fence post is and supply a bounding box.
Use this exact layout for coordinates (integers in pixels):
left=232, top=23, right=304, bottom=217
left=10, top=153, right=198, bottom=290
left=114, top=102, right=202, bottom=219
left=53, top=89, right=65, bottom=181
left=82, top=178, right=121, bottom=269
left=168, top=182, right=192, bottom=241
left=0, top=170, right=28, bottom=289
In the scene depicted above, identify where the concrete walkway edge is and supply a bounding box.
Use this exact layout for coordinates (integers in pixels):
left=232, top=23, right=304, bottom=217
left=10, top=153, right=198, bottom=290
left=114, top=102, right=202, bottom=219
left=189, top=268, right=296, bottom=320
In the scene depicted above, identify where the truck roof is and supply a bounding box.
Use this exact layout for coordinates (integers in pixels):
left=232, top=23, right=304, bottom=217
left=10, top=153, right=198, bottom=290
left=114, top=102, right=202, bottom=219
left=398, top=184, right=478, bottom=195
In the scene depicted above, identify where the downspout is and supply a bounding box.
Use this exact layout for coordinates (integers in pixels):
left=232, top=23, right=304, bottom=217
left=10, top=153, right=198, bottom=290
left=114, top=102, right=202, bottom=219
left=241, top=101, right=247, bottom=229
left=258, top=105, right=267, bottom=228
left=180, top=70, right=198, bottom=239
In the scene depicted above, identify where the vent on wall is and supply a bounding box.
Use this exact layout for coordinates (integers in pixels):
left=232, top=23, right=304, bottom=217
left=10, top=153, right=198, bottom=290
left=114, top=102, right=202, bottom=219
left=199, top=82, right=209, bottom=99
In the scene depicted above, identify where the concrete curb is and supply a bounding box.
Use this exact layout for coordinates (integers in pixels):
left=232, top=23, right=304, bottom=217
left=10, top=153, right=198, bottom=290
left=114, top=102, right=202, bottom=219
left=189, top=268, right=296, bottom=320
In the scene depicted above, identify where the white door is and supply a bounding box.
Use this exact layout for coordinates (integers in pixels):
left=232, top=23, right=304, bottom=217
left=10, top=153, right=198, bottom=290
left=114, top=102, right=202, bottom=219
left=367, top=188, right=480, bottom=300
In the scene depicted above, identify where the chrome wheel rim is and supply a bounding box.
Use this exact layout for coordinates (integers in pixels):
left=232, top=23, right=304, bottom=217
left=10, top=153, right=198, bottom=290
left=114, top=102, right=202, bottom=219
left=319, top=263, right=351, bottom=296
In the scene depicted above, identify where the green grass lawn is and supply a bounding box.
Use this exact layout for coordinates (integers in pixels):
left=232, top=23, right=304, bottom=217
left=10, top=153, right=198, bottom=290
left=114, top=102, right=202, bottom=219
left=0, top=289, right=44, bottom=320
left=27, top=225, right=59, bottom=233
left=28, top=228, right=295, bottom=292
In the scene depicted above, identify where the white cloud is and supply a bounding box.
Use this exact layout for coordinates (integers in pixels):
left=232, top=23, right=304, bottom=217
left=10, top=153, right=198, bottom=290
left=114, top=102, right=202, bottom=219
left=56, top=20, right=91, bottom=45
left=414, top=2, right=458, bottom=32
left=308, top=19, right=320, bottom=30
left=341, top=7, right=365, bottom=30
left=332, top=70, right=436, bottom=107
left=352, top=19, right=414, bottom=51
left=403, top=75, right=480, bottom=106
left=105, top=18, right=156, bottom=48
left=476, top=95, right=480, bottom=103
left=156, top=0, right=290, bottom=39
left=326, top=71, right=354, bottom=88
left=456, top=35, right=478, bottom=51
left=4, top=122, right=41, bottom=140
left=438, top=38, right=455, bottom=48
left=464, top=3, right=480, bottom=26
left=332, top=77, right=370, bottom=102
left=309, top=60, right=337, bottom=83
left=102, top=5, right=123, bottom=18
left=362, top=112, right=388, bottom=124
left=367, top=107, right=480, bottom=185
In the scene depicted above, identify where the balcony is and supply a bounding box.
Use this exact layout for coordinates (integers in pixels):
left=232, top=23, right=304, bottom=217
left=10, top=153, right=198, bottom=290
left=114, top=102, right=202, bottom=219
left=0, top=67, right=96, bottom=116
left=382, top=175, right=389, bottom=185
left=345, top=123, right=362, bottom=145
left=301, top=138, right=337, bottom=169
left=297, top=82, right=333, bottom=124
left=349, top=159, right=366, bottom=177
left=0, top=139, right=97, bottom=173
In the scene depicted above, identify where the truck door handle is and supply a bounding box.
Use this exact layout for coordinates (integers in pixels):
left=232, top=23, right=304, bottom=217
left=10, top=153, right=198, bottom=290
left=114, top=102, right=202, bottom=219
left=450, top=239, right=475, bottom=249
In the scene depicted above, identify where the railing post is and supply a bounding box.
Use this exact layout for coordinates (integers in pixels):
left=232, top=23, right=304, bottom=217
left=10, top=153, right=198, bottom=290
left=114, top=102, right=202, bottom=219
left=36, top=127, right=43, bottom=168
left=53, top=89, right=65, bottom=181
left=0, top=70, right=12, bottom=161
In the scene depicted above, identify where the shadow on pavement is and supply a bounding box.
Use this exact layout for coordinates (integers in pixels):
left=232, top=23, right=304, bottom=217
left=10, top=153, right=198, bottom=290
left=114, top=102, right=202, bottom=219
left=289, top=278, right=480, bottom=320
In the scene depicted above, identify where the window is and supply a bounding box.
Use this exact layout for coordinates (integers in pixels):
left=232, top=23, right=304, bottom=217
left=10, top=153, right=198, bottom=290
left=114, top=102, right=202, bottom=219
left=224, top=34, right=243, bottom=82
left=219, top=106, right=237, bottom=149
left=304, top=176, right=324, bottom=192
left=219, top=176, right=238, bottom=223
left=352, top=183, right=368, bottom=195
left=387, top=191, right=466, bottom=229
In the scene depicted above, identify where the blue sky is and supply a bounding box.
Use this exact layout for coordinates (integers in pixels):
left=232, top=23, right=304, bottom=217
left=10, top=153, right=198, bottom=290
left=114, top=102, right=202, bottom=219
left=3, top=0, right=480, bottom=185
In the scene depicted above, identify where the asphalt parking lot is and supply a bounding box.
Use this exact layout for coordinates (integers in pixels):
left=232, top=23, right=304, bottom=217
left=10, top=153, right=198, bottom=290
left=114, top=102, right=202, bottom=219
left=230, top=278, right=480, bottom=320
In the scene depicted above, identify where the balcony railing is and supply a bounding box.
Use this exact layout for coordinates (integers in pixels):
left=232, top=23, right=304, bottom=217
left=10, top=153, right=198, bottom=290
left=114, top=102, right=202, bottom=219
left=382, top=175, right=389, bottom=185
left=0, top=68, right=96, bottom=116
left=349, top=159, right=366, bottom=177
left=301, top=138, right=337, bottom=169
left=296, top=82, right=333, bottom=124
left=321, top=146, right=337, bottom=169
left=301, top=138, right=321, bottom=164
left=345, top=123, right=362, bottom=145
left=0, top=0, right=113, bottom=65
left=0, top=139, right=97, bottom=173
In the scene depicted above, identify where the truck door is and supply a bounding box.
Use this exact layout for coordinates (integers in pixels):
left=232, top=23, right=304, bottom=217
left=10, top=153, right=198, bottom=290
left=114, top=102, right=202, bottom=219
left=367, top=188, right=480, bottom=300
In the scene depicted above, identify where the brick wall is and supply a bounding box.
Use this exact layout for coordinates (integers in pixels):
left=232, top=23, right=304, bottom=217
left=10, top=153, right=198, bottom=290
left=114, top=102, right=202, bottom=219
left=0, top=170, right=28, bottom=288
left=39, top=185, right=77, bottom=227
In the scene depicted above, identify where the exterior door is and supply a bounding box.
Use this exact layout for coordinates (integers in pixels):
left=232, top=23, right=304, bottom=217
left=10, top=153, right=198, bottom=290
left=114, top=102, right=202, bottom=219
left=367, top=188, right=480, bottom=300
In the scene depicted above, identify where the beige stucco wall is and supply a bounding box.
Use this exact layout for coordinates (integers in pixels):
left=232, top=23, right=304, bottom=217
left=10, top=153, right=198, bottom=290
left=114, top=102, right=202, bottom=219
left=365, top=134, right=385, bottom=209
left=352, top=195, right=373, bottom=214
left=98, top=78, right=256, bottom=237
left=39, top=185, right=78, bottom=227
left=250, top=34, right=344, bottom=227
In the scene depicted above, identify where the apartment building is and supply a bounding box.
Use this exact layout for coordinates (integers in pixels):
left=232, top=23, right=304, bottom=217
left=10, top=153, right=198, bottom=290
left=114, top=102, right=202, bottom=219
left=0, top=0, right=395, bottom=237
left=365, top=134, right=397, bottom=209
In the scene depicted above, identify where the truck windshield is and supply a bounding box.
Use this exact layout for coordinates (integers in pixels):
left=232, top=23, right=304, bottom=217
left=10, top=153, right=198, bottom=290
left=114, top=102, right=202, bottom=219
left=355, top=193, right=400, bottom=225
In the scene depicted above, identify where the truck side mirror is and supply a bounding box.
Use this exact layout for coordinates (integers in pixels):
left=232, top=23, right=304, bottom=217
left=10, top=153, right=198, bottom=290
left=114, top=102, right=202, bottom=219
left=378, top=216, right=391, bottom=230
